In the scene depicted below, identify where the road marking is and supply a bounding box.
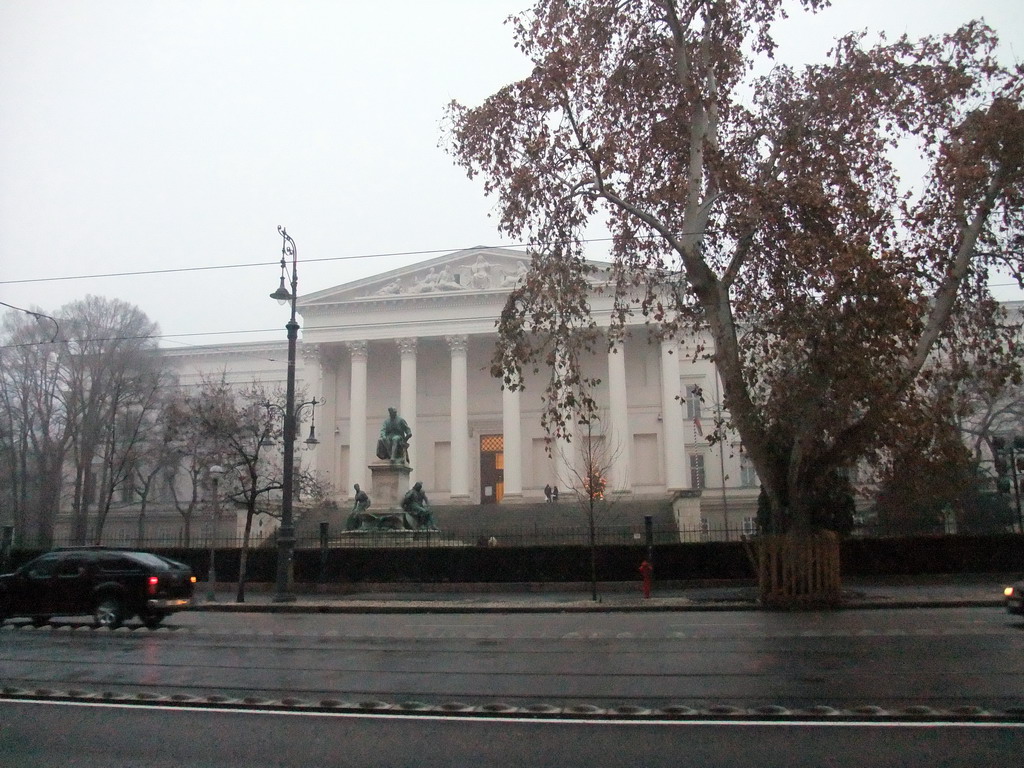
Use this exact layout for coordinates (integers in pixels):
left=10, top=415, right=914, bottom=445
left=6, top=699, right=1024, bottom=728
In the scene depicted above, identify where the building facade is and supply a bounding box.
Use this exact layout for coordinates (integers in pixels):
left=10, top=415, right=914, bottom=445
left=162, top=246, right=760, bottom=537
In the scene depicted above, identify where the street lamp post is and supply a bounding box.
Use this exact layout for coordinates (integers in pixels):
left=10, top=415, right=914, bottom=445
left=269, top=225, right=302, bottom=602
left=206, top=465, right=224, bottom=602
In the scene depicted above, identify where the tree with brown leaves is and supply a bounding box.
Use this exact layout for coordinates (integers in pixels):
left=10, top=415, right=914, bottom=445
left=447, top=0, right=1023, bottom=542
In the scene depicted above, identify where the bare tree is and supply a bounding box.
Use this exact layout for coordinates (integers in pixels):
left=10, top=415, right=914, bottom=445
left=92, top=365, right=171, bottom=543
left=558, top=414, right=623, bottom=602
left=0, top=311, right=69, bottom=546
left=189, top=377, right=287, bottom=603
left=57, top=296, right=161, bottom=544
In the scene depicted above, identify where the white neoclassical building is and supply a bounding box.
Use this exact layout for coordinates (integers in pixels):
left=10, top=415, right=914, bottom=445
left=165, top=246, right=761, bottom=534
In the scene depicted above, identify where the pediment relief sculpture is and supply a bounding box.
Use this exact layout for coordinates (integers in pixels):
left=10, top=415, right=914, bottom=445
left=371, top=257, right=529, bottom=297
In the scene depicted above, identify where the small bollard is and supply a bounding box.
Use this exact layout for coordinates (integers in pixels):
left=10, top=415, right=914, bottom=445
left=639, top=559, right=653, bottom=599
left=318, top=522, right=329, bottom=584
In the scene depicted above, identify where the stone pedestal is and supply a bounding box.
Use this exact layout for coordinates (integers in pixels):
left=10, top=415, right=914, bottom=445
left=369, top=461, right=413, bottom=510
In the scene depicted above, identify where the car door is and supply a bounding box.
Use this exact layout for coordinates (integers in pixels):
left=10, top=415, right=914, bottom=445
left=52, top=553, right=91, bottom=615
left=12, top=553, right=62, bottom=615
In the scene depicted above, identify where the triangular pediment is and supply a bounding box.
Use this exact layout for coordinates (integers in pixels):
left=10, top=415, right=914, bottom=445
left=299, top=246, right=532, bottom=308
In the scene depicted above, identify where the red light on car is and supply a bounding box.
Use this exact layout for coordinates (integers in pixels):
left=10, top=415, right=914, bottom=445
left=147, top=576, right=159, bottom=595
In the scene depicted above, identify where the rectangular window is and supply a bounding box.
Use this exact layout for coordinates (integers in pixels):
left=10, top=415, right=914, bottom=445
left=740, top=453, right=758, bottom=487
left=689, top=454, right=706, bottom=489
left=742, top=516, right=759, bottom=536
left=686, top=385, right=703, bottom=420
left=119, top=480, right=135, bottom=504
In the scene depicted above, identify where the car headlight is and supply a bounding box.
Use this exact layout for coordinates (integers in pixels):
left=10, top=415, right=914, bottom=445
left=1005, top=586, right=1017, bottom=598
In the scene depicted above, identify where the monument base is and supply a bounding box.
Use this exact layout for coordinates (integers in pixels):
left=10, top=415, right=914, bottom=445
left=369, top=461, right=413, bottom=510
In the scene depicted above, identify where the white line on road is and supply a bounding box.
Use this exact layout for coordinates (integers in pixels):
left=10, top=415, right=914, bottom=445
left=7, top=699, right=1024, bottom=729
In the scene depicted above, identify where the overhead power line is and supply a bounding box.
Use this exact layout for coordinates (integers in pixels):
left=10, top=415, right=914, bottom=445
left=0, top=241, right=542, bottom=287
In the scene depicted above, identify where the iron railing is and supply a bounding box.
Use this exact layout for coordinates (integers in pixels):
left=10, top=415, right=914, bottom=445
left=35, top=521, right=1021, bottom=551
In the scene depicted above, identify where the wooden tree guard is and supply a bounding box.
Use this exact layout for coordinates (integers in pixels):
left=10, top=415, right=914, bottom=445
left=744, top=531, right=842, bottom=609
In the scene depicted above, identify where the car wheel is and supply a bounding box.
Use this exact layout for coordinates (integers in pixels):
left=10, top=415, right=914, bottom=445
left=141, top=612, right=165, bottom=629
left=31, top=615, right=51, bottom=627
left=93, top=597, right=125, bottom=629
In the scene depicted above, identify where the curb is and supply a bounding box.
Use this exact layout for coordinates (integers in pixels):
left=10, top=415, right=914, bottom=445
left=4, top=687, right=1021, bottom=722
left=186, top=598, right=1005, bottom=614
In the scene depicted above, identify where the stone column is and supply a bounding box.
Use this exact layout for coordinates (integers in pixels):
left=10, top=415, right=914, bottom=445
left=607, top=337, right=632, bottom=494
left=446, top=335, right=471, bottom=502
left=553, top=351, right=575, bottom=493
left=502, top=385, right=523, bottom=500
left=303, top=344, right=337, bottom=493
left=660, top=338, right=688, bottom=491
left=397, top=338, right=418, bottom=480
left=346, top=341, right=368, bottom=492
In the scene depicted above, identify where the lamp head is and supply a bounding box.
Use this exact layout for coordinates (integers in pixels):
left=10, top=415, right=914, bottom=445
left=270, top=274, right=292, bottom=304
left=304, top=425, right=319, bottom=446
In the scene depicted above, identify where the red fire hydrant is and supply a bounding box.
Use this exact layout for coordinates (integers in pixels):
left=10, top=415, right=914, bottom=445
left=639, top=560, right=653, bottom=599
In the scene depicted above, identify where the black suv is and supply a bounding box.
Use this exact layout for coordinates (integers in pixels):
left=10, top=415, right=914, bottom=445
left=0, top=547, right=196, bottom=629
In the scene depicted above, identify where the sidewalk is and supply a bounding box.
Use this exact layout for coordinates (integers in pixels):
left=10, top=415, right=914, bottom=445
left=190, top=573, right=1015, bottom=614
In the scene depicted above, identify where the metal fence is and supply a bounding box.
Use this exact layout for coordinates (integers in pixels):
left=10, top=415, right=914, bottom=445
left=40, top=524, right=756, bottom=551
left=35, top=521, right=1023, bottom=552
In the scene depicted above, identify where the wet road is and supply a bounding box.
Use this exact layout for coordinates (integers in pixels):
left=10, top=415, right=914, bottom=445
left=3, top=606, right=1023, bottom=712
left=2, top=699, right=1022, bottom=768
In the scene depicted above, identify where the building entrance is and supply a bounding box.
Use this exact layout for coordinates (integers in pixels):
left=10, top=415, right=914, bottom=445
left=479, top=434, right=504, bottom=504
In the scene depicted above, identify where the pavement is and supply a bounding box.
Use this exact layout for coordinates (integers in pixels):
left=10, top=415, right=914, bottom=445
left=190, top=573, right=1019, bottom=613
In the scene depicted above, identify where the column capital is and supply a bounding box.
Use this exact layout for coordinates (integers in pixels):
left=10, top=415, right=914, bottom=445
left=301, top=342, right=321, bottom=365
left=345, top=340, right=368, bottom=359
left=396, top=337, right=418, bottom=356
left=445, top=334, right=469, bottom=353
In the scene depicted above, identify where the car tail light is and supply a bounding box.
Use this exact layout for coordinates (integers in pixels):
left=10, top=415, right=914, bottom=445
left=147, top=576, right=159, bottom=595
left=1005, top=586, right=1016, bottom=598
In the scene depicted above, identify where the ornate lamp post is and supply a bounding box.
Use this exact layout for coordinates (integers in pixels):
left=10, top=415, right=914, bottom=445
left=269, top=225, right=303, bottom=602
left=206, top=465, right=225, bottom=601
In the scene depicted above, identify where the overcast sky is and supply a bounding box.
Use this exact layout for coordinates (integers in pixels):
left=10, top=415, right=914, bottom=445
left=1, top=0, right=1021, bottom=349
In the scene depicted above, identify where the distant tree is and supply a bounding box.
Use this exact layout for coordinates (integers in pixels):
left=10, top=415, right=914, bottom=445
left=0, top=311, right=66, bottom=546
left=447, top=1, right=1023, bottom=599
left=159, top=389, right=222, bottom=547
left=188, top=377, right=322, bottom=602
left=130, top=429, right=180, bottom=546
left=58, top=296, right=161, bottom=544
left=91, top=365, right=171, bottom=543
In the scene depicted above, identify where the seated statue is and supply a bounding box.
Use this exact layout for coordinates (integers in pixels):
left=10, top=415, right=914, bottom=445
left=401, top=481, right=437, bottom=530
left=376, top=407, right=412, bottom=463
left=345, top=484, right=373, bottom=531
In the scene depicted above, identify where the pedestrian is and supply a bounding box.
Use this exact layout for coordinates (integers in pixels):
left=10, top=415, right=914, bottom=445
left=544, top=483, right=552, bottom=503
left=552, top=486, right=559, bottom=503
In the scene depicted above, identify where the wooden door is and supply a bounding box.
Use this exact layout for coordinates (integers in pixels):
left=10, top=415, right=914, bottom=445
left=479, top=434, right=504, bottom=504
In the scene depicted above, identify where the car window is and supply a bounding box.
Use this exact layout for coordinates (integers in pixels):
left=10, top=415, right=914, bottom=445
left=123, top=552, right=173, bottom=569
left=25, top=554, right=61, bottom=579
left=97, top=554, right=144, bottom=574
left=56, top=556, right=87, bottom=577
